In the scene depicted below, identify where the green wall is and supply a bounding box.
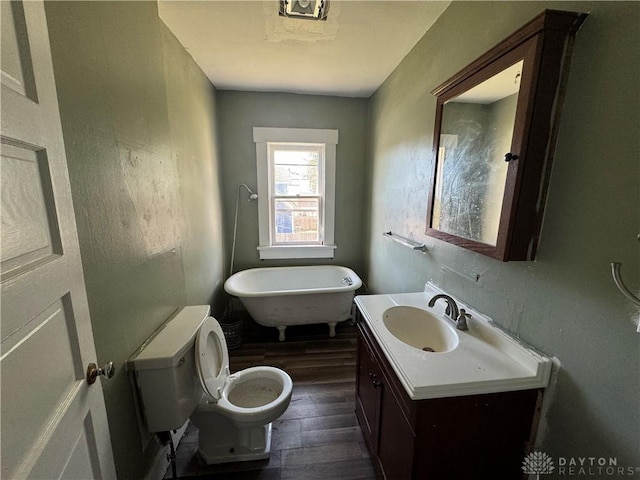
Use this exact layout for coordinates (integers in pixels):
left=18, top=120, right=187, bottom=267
left=367, top=1, right=639, bottom=470
left=217, top=91, right=369, bottom=277
left=45, top=2, right=225, bottom=478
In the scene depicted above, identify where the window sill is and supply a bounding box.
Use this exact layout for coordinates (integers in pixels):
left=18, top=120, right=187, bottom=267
left=257, top=245, right=336, bottom=260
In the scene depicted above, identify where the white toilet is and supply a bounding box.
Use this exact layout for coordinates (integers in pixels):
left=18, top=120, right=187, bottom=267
left=130, top=306, right=293, bottom=464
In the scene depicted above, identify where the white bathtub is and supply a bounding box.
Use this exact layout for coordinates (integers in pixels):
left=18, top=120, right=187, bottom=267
left=224, top=265, right=363, bottom=341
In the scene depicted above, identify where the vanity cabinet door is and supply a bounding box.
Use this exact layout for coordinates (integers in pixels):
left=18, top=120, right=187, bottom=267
left=377, top=385, right=415, bottom=480
left=355, top=331, right=382, bottom=454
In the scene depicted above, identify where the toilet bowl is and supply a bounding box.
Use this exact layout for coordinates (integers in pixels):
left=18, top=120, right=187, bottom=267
left=129, top=306, right=293, bottom=465
left=198, top=366, right=292, bottom=425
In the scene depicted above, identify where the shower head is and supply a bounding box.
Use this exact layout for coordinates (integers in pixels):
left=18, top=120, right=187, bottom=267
left=239, top=183, right=258, bottom=200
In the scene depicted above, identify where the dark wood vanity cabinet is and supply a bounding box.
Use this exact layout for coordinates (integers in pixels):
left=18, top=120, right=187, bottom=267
left=355, top=310, right=542, bottom=480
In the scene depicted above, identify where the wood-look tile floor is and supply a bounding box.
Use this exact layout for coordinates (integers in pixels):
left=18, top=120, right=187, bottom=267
left=165, top=318, right=377, bottom=480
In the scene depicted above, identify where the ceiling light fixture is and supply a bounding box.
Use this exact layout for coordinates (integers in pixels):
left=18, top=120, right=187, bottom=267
left=279, top=0, right=329, bottom=21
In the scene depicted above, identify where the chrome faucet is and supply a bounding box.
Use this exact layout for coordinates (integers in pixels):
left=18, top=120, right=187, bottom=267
left=428, top=294, right=470, bottom=331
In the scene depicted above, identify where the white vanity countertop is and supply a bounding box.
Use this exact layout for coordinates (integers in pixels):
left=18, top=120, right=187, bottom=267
left=354, top=284, right=552, bottom=400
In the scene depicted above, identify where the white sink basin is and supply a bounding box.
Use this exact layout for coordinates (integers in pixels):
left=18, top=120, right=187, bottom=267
left=383, top=306, right=459, bottom=353
left=355, top=286, right=552, bottom=400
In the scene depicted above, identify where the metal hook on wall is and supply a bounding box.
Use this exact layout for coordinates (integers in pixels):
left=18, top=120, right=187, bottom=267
left=610, top=234, right=640, bottom=307
left=611, top=234, right=640, bottom=306
left=611, top=262, right=640, bottom=307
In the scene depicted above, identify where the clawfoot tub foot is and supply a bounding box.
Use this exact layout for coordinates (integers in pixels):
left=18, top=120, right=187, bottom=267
left=277, top=326, right=286, bottom=342
left=328, top=322, right=337, bottom=338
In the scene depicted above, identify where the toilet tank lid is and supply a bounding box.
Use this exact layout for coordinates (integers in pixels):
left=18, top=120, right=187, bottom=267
left=129, top=305, right=210, bottom=370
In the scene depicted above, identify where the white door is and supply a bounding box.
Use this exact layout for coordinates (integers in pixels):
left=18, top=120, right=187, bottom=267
left=1, top=1, right=117, bottom=479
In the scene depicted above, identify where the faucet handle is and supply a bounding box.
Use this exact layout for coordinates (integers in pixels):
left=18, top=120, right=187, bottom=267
left=456, top=309, right=471, bottom=331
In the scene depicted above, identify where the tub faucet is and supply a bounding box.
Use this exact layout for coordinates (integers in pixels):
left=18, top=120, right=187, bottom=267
left=428, top=294, right=469, bottom=330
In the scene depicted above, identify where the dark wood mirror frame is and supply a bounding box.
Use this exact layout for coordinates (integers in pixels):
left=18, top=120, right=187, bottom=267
left=426, top=10, right=587, bottom=261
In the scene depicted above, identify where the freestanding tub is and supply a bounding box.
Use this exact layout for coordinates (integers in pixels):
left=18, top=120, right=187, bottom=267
left=224, top=265, right=362, bottom=341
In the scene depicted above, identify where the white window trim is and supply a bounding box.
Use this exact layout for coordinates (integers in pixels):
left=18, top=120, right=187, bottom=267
left=254, top=127, right=338, bottom=260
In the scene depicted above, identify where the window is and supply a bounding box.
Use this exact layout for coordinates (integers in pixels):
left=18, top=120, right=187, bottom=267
left=270, top=143, right=323, bottom=244
left=253, top=127, right=338, bottom=259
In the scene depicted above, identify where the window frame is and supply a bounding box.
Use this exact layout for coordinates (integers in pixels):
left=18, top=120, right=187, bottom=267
left=254, top=127, right=338, bottom=259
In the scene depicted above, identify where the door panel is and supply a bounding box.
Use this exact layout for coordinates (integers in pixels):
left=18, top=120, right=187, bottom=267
left=0, top=0, right=37, bottom=100
left=60, top=415, right=102, bottom=480
left=2, top=298, right=84, bottom=475
left=1, top=141, right=61, bottom=281
left=0, top=1, right=116, bottom=479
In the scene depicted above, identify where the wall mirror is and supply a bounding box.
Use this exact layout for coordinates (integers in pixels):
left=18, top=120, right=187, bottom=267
left=426, top=10, right=587, bottom=261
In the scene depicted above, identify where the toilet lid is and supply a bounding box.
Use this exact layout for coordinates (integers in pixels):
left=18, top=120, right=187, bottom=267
left=195, top=316, right=229, bottom=400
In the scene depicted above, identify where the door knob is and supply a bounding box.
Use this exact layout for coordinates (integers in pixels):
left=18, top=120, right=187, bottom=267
left=86, top=361, right=115, bottom=385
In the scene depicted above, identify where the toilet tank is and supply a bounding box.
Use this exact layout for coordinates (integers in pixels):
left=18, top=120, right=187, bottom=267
left=129, top=306, right=210, bottom=432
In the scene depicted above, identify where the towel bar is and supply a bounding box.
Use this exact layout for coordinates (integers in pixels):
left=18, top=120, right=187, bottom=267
left=383, top=231, right=427, bottom=253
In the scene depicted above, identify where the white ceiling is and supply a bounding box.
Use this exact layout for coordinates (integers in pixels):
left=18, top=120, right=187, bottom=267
left=158, top=1, right=450, bottom=98
left=455, top=61, right=523, bottom=104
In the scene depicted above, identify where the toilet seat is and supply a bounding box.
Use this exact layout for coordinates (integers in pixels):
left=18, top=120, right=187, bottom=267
left=195, top=317, right=230, bottom=400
